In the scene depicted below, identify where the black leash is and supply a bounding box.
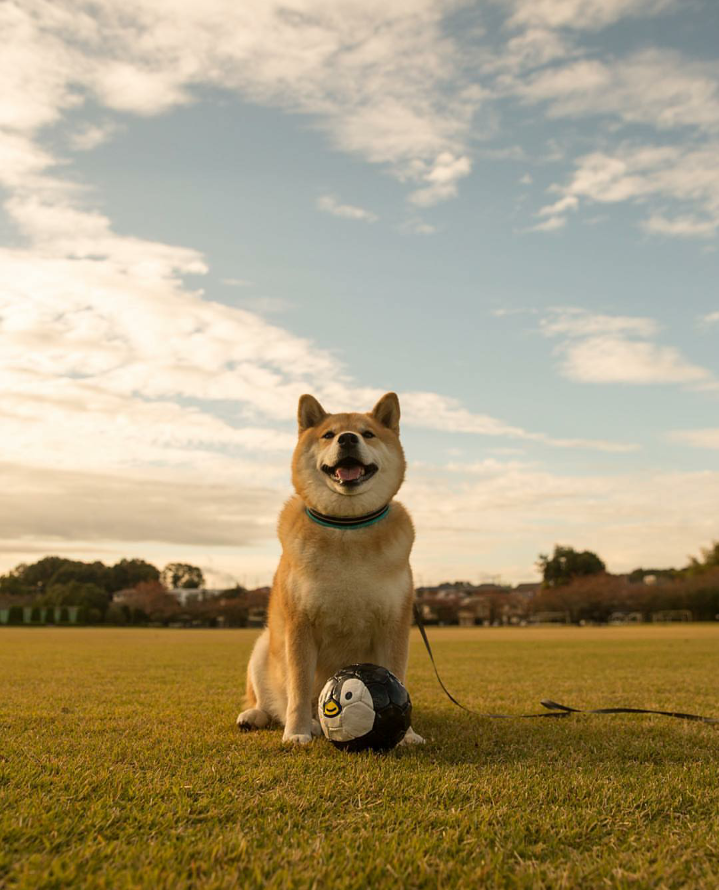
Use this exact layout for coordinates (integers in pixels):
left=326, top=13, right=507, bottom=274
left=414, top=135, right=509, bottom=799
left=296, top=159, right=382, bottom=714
left=413, top=604, right=719, bottom=725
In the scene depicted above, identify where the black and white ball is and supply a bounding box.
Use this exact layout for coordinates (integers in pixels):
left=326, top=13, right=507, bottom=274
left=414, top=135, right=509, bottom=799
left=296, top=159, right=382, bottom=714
left=318, top=663, right=412, bottom=752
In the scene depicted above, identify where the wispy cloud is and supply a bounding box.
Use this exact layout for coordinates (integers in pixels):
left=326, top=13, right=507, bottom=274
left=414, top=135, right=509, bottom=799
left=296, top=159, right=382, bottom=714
left=535, top=144, right=719, bottom=238
left=400, top=391, right=637, bottom=452
left=404, top=460, right=719, bottom=581
left=699, top=310, right=719, bottom=326
left=316, top=194, right=378, bottom=223
left=221, top=278, right=253, bottom=288
left=518, top=50, right=719, bottom=133
left=539, top=308, right=714, bottom=386
left=558, top=337, right=710, bottom=385
left=503, top=0, right=677, bottom=31
left=236, top=296, right=293, bottom=315
left=407, top=152, right=472, bottom=207
left=540, top=308, right=658, bottom=338
left=668, top=429, right=719, bottom=449
left=2, top=1, right=484, bottom=208
left=527, top=215, right=566, bottom=233
left=67, top=121, right=119, bottom=152
left=398, top=218, right=437, bottom=236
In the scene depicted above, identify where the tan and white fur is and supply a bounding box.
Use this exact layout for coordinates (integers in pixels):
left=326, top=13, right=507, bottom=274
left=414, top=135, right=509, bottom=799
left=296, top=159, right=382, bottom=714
left=237, top=392, right=424, bottom=746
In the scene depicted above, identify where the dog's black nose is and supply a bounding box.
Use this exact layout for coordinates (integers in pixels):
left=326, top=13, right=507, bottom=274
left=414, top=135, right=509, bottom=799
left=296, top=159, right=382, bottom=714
left=338, top=432, right=359, bottom=448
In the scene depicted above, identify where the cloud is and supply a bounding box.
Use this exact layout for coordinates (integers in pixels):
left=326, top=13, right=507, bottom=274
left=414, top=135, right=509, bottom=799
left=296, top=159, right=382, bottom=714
left=221, top=278, right=253, bottom=287
left=558, top=337, right=711, bottom=385
left=536, top=144, right=719, bottom=237
left=668, top=429, right=719, bottom=449
left=5, top=456, right=719, bottom=584
left=540, top=308, right=658, bottom=338
left=503, top=0, right=676, bottom=31
left=67, top=121, right=119, bottom=152
left=519, top=50, right=719, bottom=133
left=407, top=152, right=472, bottom=206
left=398, top=218, right=438, bottom=235
left=0, top=462, right=283, bottom=548
left=509, top=44, right=719, bottom=239
left=4, top=0, right=484, bottom=207
left=316, top=194, right=378, bottom=222
left=403, top=460, right=719, bottom=582
left=400, top=391, right=637, bottom=452
left=701, top=311, right=719, bottom=325
left=642, top=214, right=719, bottom=239
left=236, top=296, right=293, bottom=315
left=538, top=308, right=714, bottom=386
left=527, top=215, right=566, bottom=232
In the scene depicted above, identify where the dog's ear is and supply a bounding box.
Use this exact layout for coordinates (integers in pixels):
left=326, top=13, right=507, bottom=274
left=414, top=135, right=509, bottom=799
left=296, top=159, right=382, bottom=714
left=298, top=394, right=328, bottom=432
left=370, top=392, right=400, bottom=433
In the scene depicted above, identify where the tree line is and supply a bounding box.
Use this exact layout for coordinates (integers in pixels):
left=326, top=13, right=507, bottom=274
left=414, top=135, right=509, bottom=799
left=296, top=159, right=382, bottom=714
left=0, top=557, right=219, bottom=624
left=529, top=542, right=719, bottom=623
left=2, top=539, right=718, bottom=626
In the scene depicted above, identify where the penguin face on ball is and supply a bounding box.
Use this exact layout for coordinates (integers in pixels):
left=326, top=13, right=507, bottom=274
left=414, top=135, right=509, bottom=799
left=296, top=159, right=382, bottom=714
left=318, top=663, right=412, bottom=752
left=320, top=677, right=376, bottom=742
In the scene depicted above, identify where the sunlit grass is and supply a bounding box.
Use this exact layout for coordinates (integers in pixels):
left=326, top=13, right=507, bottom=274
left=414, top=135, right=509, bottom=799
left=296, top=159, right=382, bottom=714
left=2, top=625, right=718, bottom=889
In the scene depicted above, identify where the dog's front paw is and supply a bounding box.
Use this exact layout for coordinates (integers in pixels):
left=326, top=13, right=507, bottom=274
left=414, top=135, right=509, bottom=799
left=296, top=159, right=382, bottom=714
left=237, top=708, right=270, bottom=731
left=282, top=731, right=313, bottom=746
left=399, top=727, right=425, bottom=746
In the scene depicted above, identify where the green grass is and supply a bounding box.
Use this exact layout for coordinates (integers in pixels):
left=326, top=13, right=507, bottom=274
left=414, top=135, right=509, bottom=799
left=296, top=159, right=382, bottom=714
left=1, top=625, right=718, bottom=889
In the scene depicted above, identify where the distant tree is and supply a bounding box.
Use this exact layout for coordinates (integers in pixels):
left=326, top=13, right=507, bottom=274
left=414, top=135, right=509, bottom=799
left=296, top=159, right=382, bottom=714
left=47, top=561, right=111, bottom=592
left=219, top=584, right=247, bottom=600
left=108, top=558, right=160, bottom=592
left=0, top=556, right=80, bottom=596
left=537, top=545, right=606, bottom=588
left=119, top=581, right=178, bottom=624
left=686, top=542, right=719, bottom=575
left=43, top=581, right=110, bottom=618
left=531, top=572, right=626, bottom=624
left=161, top=563, right=205, bottom=589
left=0, top=572, right=30, bottom=597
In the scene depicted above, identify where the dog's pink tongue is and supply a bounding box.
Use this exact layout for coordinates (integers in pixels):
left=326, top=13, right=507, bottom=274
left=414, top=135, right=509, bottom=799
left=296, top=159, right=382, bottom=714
left=337, top=465, right=362, bottom=481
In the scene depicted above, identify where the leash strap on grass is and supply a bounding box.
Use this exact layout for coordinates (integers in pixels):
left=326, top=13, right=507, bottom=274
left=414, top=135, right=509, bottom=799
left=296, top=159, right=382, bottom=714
left=538, top=699, right=719, bottom=724
left=413, top=604, right=567, bottom=719
left=413, top=604, right=719, bottom=725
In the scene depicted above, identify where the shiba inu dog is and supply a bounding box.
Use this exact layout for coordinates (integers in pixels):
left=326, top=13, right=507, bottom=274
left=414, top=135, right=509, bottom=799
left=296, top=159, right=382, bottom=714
left=237, top=392, right=424, bottom=746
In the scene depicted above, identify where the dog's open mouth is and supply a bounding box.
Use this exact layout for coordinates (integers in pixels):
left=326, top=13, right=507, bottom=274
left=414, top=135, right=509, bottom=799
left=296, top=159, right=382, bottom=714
left=322, top=456, right=378, bottom=486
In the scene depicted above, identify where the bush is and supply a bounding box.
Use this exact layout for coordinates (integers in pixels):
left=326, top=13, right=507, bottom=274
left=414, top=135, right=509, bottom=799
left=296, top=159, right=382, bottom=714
left=105, top=604, right=127, bottom=625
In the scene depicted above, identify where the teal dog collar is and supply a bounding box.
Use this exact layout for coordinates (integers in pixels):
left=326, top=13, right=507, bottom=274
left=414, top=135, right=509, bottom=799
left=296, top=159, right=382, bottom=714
left=305, top=504, right=390, bottom=530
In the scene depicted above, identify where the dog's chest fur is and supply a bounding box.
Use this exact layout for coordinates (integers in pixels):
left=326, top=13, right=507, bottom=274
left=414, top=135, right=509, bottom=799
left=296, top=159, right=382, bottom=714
left=281, top=505, right=413, bottom=638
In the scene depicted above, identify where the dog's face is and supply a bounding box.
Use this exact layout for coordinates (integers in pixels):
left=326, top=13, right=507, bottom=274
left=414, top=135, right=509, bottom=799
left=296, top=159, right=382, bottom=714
left=292, top=392, right=406, bottom=516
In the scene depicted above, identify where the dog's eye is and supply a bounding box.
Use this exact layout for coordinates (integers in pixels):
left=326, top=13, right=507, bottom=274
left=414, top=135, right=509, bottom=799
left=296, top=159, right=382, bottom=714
left=322, top=431, right=335, bottom=439
left=362, top=431, right=375, bottom=439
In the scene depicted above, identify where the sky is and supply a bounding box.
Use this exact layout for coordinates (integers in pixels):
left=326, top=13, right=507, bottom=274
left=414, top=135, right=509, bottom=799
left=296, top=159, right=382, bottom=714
left=1, top=0, right=718, bottom=587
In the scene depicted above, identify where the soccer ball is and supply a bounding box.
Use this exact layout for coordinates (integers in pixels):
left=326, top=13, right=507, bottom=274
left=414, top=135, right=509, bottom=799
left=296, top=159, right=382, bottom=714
left=318, top=663, right=412, bottom=752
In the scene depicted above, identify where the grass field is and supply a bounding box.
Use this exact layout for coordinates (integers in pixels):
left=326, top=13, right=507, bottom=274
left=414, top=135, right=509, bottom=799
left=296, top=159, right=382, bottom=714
left=2, top=625, right=718, bottom=889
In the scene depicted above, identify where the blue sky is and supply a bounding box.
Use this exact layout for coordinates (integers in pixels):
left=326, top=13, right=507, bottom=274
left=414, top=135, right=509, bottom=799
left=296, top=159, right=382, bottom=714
left=1, top=0, right=718, bottom=585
